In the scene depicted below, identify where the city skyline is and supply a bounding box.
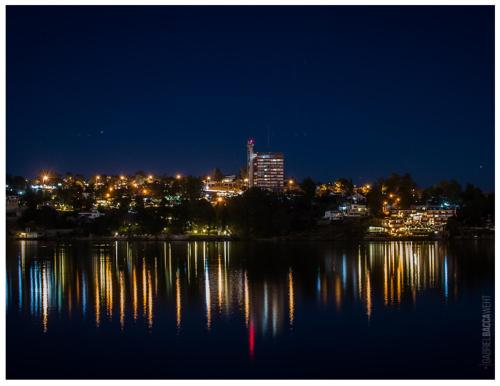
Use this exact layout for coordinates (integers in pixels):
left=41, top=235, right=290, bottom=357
left=7, top=6, right=494, bottom=190
left=5, top=5, right=495, bottom=380
left=6, top=136, right=494, bottom=192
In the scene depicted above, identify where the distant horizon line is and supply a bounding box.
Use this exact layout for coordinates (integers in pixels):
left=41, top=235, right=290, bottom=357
left=6, top=168, right=494, bottom=193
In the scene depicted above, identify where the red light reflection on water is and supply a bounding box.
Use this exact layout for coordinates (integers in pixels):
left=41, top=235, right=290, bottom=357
left=249, top=320, right=255, bottom=359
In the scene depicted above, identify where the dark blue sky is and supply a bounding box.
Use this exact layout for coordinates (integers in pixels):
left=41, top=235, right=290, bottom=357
left=7, top=6, right=494, bottom=190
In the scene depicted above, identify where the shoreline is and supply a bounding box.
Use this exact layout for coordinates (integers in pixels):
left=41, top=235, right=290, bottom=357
left=8, top=234, right=493, bottom=242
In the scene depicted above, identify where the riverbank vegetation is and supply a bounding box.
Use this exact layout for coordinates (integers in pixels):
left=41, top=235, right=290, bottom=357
left=7, top=172, right=494, bottom=239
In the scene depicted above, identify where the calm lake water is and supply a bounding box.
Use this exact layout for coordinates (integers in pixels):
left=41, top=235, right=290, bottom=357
left=6, top=240, right=494, bottom=379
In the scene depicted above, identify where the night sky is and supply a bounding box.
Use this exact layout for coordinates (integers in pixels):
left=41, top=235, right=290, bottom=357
left=7, top=6, right=494, bottom=190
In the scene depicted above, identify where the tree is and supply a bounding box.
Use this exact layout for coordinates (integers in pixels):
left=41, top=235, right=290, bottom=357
left=384, top=172, right=418, bottom=208
left=422, top=180, right=462, bottom=206
left=238, top=166, right=248, bottom=180
left=458, top=184, right=493, bottom=226
left=213, top=168, right=224, bottom=181
left=366, top=180, right=384, bottom=217
left=135, top=207, right=165, bottom=235
left=7, top=175, right=27, bottom=191
left=226, top=188, right=278, bottom=237
left=335, top=178, right=354, bottom=195
left=182, top=176, right=203, bottom=201
left=300, top=177, right=317, bottom=201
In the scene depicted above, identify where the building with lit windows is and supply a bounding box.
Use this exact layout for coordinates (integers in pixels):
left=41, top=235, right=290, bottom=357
left=383, top=206, right=456, bottom=236
left=247, top=139, right=284, bottom=191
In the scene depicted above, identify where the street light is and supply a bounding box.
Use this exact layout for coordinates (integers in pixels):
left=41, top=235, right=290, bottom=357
left=176, top=174, right=182, bottom=180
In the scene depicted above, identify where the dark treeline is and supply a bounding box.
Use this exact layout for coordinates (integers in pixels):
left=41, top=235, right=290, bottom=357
left=7, top=172, right=494, bottom=238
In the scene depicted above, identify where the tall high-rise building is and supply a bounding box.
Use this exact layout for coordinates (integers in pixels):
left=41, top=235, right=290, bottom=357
left=246, top=139, right=284, bottom=191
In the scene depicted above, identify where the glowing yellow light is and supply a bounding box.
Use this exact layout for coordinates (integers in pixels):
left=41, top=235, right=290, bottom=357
left=96, top=175, right=100, bottom=180
left=383, top=201, right=388, bottom=205
left=106, top=193, right=110, bottom=198
left=120, top=175, right=125, bottom=180
left=176, top=174, right=181, bottom=180
left=42, top=175, right=49, bottom=182
left=133, top=183, right=138, bottom=188
left=288, top=270, right=294, bottom=327
left=148, top=175, right=153, bottom=180
left=389, top=193, right=394, bottom=198
left=244, top=178, right=249, bottom=183
left=288, top=179, right=294, bottom=185
left=142, top=189, right=148, bottom=195
left=207, top=176, right=211, bottom=180
left=217, top=197, right=223, bottom=203
left=109, top=187, right=113, bottom=192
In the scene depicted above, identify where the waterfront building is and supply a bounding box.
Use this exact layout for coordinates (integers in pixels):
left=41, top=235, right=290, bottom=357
left=6, top=195, right=19, bottom=211
left=247, top=139, right=284, bottom=191
left=203, top=175, right=245, bottom=199
left=383, top=206, right=456, bottom=236
left=323, top=210, right=344, bottom=221
left=6, top=195, right=20, bottom=217
left=78, top=209, right=105, bottom=220
left=323, top=203, right=369, bottom=221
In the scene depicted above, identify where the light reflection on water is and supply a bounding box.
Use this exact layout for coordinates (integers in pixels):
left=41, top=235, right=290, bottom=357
left=10, top=241, right=457, bottom=335
left=6, top=240, right=493, bottom=379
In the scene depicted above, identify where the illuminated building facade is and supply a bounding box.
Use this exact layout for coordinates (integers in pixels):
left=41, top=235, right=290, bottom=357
left=247, top=139, right=284, bottom=191
left=384, top=206, right=456, bottom=236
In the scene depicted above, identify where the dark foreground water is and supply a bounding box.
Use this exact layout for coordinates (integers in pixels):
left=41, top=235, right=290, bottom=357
left=6, top=240, right=494, bottom=379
